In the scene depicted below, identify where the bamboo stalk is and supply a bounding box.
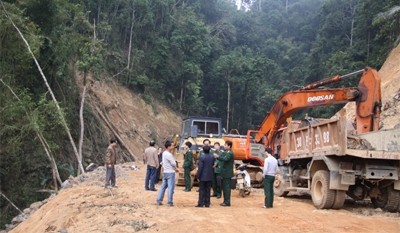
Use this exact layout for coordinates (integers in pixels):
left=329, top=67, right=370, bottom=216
left=0, top=192, right=24, bottom=215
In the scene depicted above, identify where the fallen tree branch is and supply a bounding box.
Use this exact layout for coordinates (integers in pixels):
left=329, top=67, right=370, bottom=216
left=36, top=189, right=58, bottom=193
left=93, top=105, right=137, bottom=161
left=0, top=192, right=24, bottom=215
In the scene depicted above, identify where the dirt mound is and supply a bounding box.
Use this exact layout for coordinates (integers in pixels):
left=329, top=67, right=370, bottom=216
left=343, top=43, right=400, bottom=129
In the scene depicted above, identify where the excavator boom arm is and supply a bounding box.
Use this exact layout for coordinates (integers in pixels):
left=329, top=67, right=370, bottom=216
left=255, top=88, right=359, bottom=143
left=255, top=68, right=381, bottom=146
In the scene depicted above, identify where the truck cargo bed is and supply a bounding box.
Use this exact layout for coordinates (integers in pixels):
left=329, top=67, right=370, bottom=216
left=281, top=115, right=400, bottom=161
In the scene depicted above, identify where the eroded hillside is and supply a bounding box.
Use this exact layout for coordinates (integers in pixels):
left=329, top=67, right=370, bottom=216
left=84, top=76, right=181, bottom=160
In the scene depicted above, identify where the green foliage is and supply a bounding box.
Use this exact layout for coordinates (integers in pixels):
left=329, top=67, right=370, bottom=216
left=0, top=87, right=64, bottom=227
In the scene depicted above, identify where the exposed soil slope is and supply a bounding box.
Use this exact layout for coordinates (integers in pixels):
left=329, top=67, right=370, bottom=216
left=86, top=78, right=181, bottom=159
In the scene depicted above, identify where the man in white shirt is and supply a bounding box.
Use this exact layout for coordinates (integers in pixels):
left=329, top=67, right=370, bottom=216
left=156, top=140, right=179, bottom=206
left=263, top=147, right=278, bottom=208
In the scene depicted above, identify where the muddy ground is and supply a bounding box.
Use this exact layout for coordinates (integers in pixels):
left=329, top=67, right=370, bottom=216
left=10, top=163, right=399, bottom=233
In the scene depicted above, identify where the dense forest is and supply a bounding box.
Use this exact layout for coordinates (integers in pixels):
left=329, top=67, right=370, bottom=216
left=1, top=0, right=399, bottom=227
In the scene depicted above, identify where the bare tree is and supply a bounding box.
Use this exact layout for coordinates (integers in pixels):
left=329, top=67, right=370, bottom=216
left=345, top=0, right=360, bottom=47
left=127, top=9, right=135, bottom=69
left=78, top=85, right=88, bottom=173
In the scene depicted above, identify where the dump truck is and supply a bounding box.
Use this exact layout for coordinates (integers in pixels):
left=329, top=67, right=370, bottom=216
left=225, top=67, right=400, bottom=211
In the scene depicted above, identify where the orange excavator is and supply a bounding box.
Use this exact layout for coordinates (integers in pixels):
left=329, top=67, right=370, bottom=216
left=255, top=67, right=381, bottom=152
left=224, top=67, right=382, bottom=188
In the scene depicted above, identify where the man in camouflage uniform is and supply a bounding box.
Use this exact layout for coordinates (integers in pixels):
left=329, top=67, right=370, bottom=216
left=183, top=141, right=194, bottom=192
left=214, top=140, right=234, bottom=206
left=212, top=142, right=223, bottom=198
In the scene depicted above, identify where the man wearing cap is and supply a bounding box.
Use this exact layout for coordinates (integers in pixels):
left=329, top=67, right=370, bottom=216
left=143, top=140, right=159, bottom=191
left=263, top=147, right=278, bottom=208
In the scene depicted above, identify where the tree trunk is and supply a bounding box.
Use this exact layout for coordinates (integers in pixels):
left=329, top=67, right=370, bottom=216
left=37, top=133, right=62, bottom=188
left=348, top=0, right=359, bottom=47
left=2, top=6, right=85, bottom=174
left=93, top=19, right=96, bottom=41
left=350, top=18, right=354, bottom=47
left=0, top=192, right=24, bottom=215
left=226, top=80, right=231, bottom=131
left=78, top=85, right=87, bottom=175
left=179, top=79, right=184, bottom=112
left=127, top=9, right=135, bottom=69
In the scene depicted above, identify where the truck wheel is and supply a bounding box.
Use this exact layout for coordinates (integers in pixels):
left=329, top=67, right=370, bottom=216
left=331, top=190, right=346, bottom=209
left=274, top=174, right=289, bottom=197
left=397, top=191, right=400, bottom=213
left=371, top=187, right=388, bottom=209
left=311, top=170, right=335, bottom=209
left=385, top=186, right=400, bottom=212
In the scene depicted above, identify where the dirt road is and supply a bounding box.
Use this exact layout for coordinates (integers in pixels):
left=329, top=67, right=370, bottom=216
left=11, top=163, right=399, bottom=233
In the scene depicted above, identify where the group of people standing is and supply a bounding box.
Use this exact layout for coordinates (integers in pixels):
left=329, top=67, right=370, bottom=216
left=182, top=139, right=235, bottom=207
left=105, top=136, right=278, bottom=209
left=181, top=139, right=278, bottom=209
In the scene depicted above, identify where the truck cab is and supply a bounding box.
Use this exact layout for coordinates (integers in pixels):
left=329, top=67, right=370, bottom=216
left=179, top=116, right=224, bottom=151
left=175, top=117, right=226, bottom=186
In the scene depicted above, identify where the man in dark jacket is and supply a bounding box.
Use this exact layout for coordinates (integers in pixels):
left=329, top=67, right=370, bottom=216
left=105, top=138, right=118, bottom=188
left=195, top=145, right=215, bottom=207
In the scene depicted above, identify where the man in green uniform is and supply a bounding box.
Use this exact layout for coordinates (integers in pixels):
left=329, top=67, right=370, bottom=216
left=214, top=140, right=234, bottom=207
left=183, top=141, right=194, bottom=192
left=212, top=142, right=223, bottom=198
